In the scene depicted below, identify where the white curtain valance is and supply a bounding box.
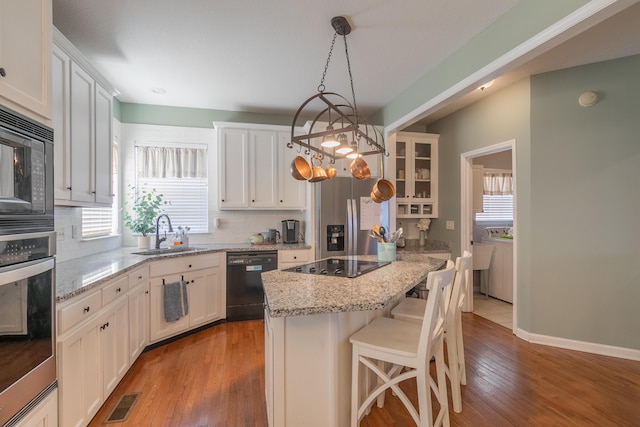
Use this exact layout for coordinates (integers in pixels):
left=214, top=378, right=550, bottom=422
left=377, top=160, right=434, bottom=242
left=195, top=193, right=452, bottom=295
left=483, top=171, right=513, bottom=195
left=136, top=146, right=207, bottom=178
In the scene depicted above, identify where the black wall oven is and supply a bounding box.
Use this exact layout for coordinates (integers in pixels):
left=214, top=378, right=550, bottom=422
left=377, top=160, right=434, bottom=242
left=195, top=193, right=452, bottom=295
left=0, top=105, right=56, bottom=425
left=0, top=104, right=54, bottom=235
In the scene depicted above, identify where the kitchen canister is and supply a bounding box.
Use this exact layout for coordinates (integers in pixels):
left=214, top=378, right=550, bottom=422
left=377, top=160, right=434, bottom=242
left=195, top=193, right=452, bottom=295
left=377, top=242, right=396, bottom=262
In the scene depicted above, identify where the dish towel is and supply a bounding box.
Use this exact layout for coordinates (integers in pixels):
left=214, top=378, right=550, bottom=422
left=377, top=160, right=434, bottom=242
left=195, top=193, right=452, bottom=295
left=164, top=280, right=189, bottom=322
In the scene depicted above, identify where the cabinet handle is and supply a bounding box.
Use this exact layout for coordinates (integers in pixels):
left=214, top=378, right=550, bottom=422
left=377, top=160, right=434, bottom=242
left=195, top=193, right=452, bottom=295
left=116, top=287, right=122, bottom=293
left=0, top=68, right=6, bottom=77
left=67, top=186, right=72, bottom=190
left=83, top=306, right=90, bottom=313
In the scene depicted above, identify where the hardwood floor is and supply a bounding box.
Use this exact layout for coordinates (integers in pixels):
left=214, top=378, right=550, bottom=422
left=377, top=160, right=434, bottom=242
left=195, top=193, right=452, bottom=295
left=89, top=314, right=640, bottom=427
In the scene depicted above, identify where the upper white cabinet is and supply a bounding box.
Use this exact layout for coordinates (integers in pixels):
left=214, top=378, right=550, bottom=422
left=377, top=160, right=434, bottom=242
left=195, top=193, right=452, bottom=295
left=392, top=131, right=439, bottom=218
left=52, top=29, right=114, bottom=207
left=217, top=123, right=306, bottom=210
left=0, top=0, right=52, bottom=122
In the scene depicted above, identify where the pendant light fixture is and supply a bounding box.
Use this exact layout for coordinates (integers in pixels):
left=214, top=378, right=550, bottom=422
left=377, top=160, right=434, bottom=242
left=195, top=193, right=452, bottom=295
left=287, top=16, right=386, bottom=167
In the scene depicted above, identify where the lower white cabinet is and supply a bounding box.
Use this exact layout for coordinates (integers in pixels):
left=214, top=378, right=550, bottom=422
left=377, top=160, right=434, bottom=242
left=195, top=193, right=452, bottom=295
left=277, top=249, right=311, bottom=270
left=57, top=273, right=131, bottom=427
left=127, top=281, right=149, bottom=364
left=14, top=387, right=58, bottom=427
left=57, top=297, right=128, bottom=427
left=148, top=253, right=225, bottom=343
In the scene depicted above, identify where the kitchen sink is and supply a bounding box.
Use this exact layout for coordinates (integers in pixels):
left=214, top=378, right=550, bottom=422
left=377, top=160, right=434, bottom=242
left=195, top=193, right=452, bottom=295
left=132, top=246, right=201, bottom=256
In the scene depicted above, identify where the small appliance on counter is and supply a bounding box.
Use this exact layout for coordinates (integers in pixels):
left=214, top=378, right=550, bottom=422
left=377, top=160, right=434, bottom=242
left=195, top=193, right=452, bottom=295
left=282, top=219, right=299, bottom=244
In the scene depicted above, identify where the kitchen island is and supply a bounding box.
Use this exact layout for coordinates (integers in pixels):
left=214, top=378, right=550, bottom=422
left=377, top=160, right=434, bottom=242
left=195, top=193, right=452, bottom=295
left=262, top=254, right=446, bottom=427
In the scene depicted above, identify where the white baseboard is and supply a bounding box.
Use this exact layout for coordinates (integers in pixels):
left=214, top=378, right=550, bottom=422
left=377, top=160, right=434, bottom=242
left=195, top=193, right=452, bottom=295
left=515, top=328, right=640, bottom=361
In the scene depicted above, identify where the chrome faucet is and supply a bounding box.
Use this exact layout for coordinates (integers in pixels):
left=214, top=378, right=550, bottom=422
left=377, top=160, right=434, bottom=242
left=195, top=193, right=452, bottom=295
left=155, top=214, right=174, bottom=249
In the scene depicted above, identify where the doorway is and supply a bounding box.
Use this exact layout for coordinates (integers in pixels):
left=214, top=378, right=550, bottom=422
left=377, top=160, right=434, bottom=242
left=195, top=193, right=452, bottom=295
left=460, top=140, right=516, bottom=333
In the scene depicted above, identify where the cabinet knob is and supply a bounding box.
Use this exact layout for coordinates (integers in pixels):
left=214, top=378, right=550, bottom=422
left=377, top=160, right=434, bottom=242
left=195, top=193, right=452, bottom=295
left=0, top=68, right=5, bottom=77
left=188, top=264, right=192, bottom=268
left=221, top=199, right=225, bottom=202
left=252, top=199, right=255, bottom=202
left=92, top=191, right=96, bottom=194
left=83, top=306, right=90, bottom=313
left=191, top=279, right=195, bottom=283
left=67, top=186, right=72, bottom=190
left=116, top=287, right=121, bottom=293
left=145, top=290, right=149, bottom=294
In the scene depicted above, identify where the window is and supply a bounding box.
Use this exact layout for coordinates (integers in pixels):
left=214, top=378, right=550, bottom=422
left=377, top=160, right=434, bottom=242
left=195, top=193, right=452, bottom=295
left=475, top=169, right=513, bottom=222
left=475, top=194, right=513, bottom=222
left=82, top=139, right=118, bottom=238
left=133, top=144, right=208, bottom=233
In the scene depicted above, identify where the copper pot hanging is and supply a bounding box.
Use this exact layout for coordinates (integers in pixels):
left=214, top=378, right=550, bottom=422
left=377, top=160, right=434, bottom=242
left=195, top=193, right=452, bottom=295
left=350, top=156, right=371, bottom=180
left=291, top=156, right=312, bottom=181
left=309, top=156, right=328, bottom=182
left=371, top=154, right=395, bottom=202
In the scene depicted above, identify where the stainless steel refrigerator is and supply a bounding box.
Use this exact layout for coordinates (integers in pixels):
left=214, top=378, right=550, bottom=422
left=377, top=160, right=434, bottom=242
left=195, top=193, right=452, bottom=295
left=315, top=176, right=388, bottom=260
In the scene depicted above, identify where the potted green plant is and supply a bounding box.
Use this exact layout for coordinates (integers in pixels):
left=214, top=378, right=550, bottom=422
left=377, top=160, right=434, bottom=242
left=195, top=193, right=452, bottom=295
left=123, top=186, right=168, bottom=248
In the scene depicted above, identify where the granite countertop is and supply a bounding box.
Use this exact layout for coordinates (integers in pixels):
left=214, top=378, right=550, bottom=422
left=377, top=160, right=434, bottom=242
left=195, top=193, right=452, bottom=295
left=262, top=254, right=446, bottom=318
left=56, top=243, right=311, bottom=303
left=396, top=239, right=452, bottom=254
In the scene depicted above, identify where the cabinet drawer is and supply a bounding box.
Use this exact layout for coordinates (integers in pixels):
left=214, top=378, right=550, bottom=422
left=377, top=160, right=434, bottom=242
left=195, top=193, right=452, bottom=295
left=58, top=291, right=102, bottom=334
left=102, top=275, right=129, bottom=306
left=278, top=250, right=310, bottom=264
left=149, top=254, right=220, bottom=277
left=128, top=266, right=149, bottom=288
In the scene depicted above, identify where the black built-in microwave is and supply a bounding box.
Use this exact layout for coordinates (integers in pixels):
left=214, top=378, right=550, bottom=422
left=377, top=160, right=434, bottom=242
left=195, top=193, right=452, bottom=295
left=0, top=105, right=54, bottom=235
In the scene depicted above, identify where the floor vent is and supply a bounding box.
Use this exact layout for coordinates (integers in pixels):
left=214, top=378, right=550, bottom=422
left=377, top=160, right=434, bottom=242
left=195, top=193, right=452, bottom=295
left=104, top=392, right=141, bottom=423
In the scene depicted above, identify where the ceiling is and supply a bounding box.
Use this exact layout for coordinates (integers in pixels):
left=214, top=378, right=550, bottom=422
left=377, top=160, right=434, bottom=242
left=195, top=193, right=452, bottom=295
left=51, top=1, right=640, bottom=126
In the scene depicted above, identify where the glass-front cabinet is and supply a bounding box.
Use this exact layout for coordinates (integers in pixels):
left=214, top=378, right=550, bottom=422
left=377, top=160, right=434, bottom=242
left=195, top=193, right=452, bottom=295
left=393, top=132, right=438, bottom=218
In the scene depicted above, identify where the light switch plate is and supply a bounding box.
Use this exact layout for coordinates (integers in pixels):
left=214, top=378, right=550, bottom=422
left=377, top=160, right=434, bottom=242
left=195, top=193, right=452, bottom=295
left=446, top=221, right=455, bottom=230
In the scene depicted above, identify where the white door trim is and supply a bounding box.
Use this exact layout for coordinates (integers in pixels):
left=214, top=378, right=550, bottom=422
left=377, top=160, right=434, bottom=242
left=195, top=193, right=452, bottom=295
left=460, top=140, right=517, bottom=334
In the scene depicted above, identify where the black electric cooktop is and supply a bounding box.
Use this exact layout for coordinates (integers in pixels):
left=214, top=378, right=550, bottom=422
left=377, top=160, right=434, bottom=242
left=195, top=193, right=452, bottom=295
left=283, top=258, right=390, bottom=278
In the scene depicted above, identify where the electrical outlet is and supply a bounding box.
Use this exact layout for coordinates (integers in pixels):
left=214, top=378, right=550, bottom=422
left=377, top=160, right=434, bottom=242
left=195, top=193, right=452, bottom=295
left=446, top=221, right=455, bottom=230
left=56, top=229, right=65, bottom=241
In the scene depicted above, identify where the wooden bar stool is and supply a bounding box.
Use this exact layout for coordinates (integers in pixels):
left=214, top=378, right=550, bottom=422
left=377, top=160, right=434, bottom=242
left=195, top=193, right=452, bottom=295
left=349, top=262, right=455, bottom=427
left=391, top=252, right=472, bottom=413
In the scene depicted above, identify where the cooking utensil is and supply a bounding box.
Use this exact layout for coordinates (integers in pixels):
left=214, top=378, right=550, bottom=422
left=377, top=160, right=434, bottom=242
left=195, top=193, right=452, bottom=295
left=308, top=156, right=328, bottom=182
left=325, top=165, right=337, bottom=178
left=350, top=157, right=371, bottom=180
left=291, top=156, right=312, bottom=181
left=379, top=226, right=387, bottom=242
left=390, top=227, right=403, bottom=243
left=371, top=154, right=396, bottom=202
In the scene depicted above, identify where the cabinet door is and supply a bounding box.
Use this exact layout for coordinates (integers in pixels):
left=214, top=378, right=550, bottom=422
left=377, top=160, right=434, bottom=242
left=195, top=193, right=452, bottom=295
left=52, top=44, right=72, bottom=201
left=128, top=282, right=149, bottom=363
left=69, top=62, right=95, bottom=204
left=188, top=266, right=223, bottom=327
left=101, top=299, right=129, bottom=398
left=58, top=318, right=102, bottom=427
left=149, top=274, right=189, bottom=342
left=94, top=83, right=113, bottom=205
left=0, top=0, right=52, bottom=120
left=278, top=132, right=307, bottom=209
left=219, top=128, right=249, bottom=208
left=250, top=130, right=278, bottom=208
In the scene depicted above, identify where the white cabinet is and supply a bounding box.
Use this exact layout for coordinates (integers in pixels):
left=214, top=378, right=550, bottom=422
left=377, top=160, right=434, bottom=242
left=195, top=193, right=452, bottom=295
left=393, top=132, right=439, bottom=218
left=278, top=132, right=307, bottom=209
left=0, top=0, right=52, bottom=122
left=13, top=387, right=58, bottom=427
left=277, top=249, right=311, bottom=270
left=217, top=124, right=306, bottom=210
left=148, top=253, right=225, bottom=343
left=52, top=30, right=114, bottom=207
left=127, top=267, right=149, bottom=363
left=57, top=278, right=129, bottom=427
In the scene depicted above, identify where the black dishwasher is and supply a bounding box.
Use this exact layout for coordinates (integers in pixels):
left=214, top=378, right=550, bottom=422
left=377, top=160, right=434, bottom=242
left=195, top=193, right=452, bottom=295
left=226, top=251, right=277, bottom=321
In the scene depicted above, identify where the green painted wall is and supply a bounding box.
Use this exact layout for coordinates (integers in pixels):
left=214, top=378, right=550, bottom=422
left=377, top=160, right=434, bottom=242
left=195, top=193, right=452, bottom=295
left=119, top=102, right=295, bottom=127
left=428, top=54, right=640, bottom=350
left=529, top=55, right=640, bottom=349
left=371, top=0, right=588, bottom=127
left=427, top=78, right=532, bottom=329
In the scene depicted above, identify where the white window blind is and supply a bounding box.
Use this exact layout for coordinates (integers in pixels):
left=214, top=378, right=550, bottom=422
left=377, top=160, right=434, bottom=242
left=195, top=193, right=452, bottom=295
left=134, top=145, right=208, bottom=234
left=475, top=194, right=514, bottom=222
left=136, top=177, right=208, bottom=233
left=82, top=207, right=116, bottom=238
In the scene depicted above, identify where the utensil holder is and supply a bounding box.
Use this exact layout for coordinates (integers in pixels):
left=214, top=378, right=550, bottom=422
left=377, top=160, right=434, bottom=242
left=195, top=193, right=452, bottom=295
left=377, top=242, right=396, bottom=262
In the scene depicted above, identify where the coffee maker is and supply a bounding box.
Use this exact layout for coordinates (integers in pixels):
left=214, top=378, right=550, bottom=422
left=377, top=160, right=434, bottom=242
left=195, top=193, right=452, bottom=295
left=281, top=219, right=299, bottom=244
